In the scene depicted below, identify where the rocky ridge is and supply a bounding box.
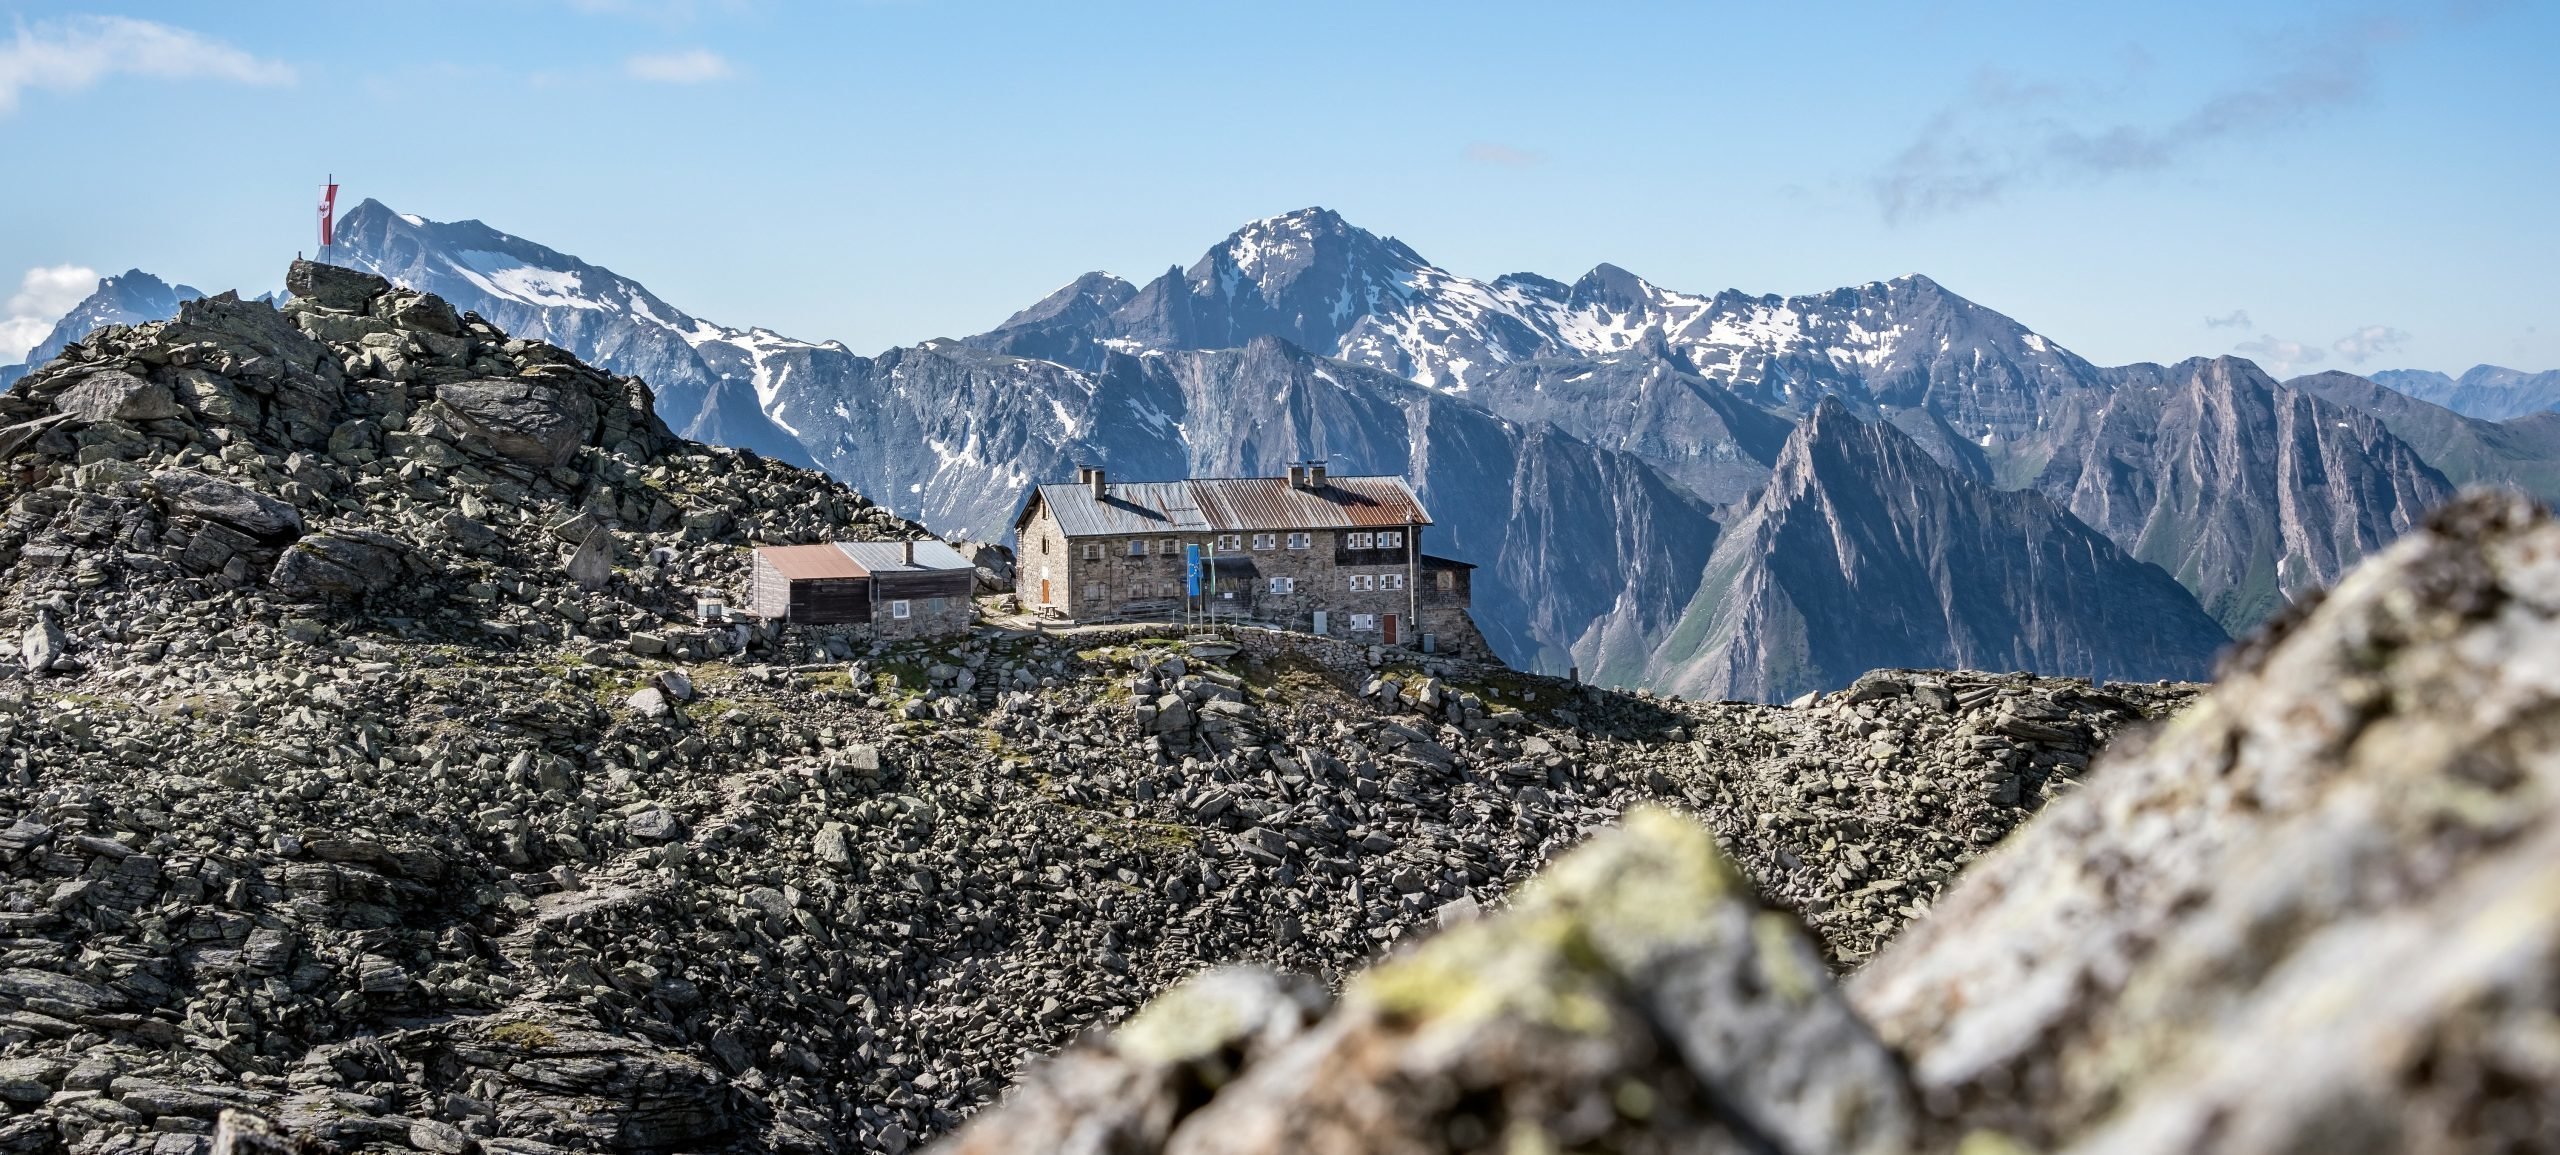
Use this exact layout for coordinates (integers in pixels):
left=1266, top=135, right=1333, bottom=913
left=0, top=265, right=2196, bottom=1154
left=937, top=488, right=2560, bottom=1154
left=1627, top=398, right=2230, bottom=703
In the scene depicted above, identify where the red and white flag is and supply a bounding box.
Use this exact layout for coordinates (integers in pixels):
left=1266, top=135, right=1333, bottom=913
left=317, top=179, right=338, bottom=248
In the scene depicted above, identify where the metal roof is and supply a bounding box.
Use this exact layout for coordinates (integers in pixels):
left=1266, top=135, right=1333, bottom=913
left=759, top=544, right=868, bottom=580
left=834, top=540, right=974, bottom=573
left=758, top=540, right=974, bottom=580
left=1029, top=475, right=1432, bottom=537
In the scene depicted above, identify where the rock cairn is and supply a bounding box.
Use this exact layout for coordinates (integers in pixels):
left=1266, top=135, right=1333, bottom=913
left=937, top=490, right=2560, bottom=1154
left=0, top=269, right=2196, bottom=1155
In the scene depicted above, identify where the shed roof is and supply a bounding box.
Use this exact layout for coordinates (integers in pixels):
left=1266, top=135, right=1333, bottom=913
left=759, top=544, right=868, bottom=581
left=1026, top=475, right=1432, bottom=537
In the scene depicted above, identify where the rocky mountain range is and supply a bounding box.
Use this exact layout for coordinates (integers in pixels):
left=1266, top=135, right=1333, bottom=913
left=2372, top=363, right=2560, bottom=420
left=1623, top=398, right=2232, bottom=702
left=321, top=201, right=820, bottom=469
left=0, top=271, right=201, bottom=390
left=20, top=203, right=2560, bottom=699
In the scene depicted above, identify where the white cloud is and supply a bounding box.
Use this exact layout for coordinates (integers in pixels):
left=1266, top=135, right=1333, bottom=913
left=2205, top=309, right=2253, bottom=330
left=2234, top=333, right=2325, bottom=376
left=2331, top=324, right=2410, bottom=363
left=1872, top=9, right=2437, bottom=222
left=0, top=264, right=99, bottom=363
left=0, top=16, right=292, bottom=116
left=1462, top=141, right=1543, bottom=168
left=625, top=49, right=732, bottom=84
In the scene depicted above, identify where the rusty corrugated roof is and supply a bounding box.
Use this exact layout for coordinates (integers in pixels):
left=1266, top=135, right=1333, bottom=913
left=759, top=544, right=868, bottom=580
left=1029, top=475, right=1431, bottom=537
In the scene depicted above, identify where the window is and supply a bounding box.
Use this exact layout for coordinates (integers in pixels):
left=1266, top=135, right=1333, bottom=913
left=1286, top=532, right=1311, bottom=550
left=1350, top=613, right=1377, bottom=631
left=1215, top=534, right=1242, bottom=552
left=1268, top=576, right=1295, bottom=594
left=1041, top=537, right=1051, bottom=555
left=1346, top=531, right=1375, bottom=550
left=1381, top=573, right=1406, bottom=591
left=1349, top=574, right=1375, bottom=592
left=1160, top=538, right=1178, bottom=556
left=1127, top=539, right=1148, bottom=556
left=1251, top=533, right=1276, bottom=551
left=1082, top=542, right=1101, bottom=560
left=1378, top=530, right=1404, bottom=549
left=1091, top=584, right=1109, bottom=601
left=1161, top=582, right=1178, bottom=597
left=1436, top=569, right=1456, bottom=591
left=891, top=599, right=912, bottom=620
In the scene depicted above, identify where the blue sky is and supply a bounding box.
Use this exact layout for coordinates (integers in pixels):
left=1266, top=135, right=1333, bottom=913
left=1, top=0, right=2552, bottom=377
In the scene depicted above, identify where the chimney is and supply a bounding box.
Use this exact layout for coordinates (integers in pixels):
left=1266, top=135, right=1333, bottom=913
left=1089, top=466, right=1107, bottom=500
left=1287, top=463, right=1306, bottom=488
left=1307, top=460, right=1327, bottom=488
left=903, top=539, right=915, bottom=565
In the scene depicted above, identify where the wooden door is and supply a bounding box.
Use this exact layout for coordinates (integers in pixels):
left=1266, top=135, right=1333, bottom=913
left=1383, top=613, right=1399, bottom=645
left=1040, top=578, right=1051, bottom=604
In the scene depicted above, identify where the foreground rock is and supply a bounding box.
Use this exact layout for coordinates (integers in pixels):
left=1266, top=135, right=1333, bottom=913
left=1854, top=488, right=2560, bottom=1151
left=942, top=489, right=2560, bottom=1154
left=941, top=808, right=1910, bottom=1155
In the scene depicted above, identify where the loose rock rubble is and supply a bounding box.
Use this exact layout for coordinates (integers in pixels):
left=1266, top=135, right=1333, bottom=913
left=938, top=489, right=2560, bottom=1154
left=0, top=267, right=2200, bottom=1155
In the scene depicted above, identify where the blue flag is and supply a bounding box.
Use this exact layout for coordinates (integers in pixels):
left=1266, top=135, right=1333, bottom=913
left=1185, top=543, right=1201, bottom=597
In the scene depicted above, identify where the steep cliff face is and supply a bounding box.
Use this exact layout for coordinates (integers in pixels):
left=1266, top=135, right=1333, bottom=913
left=1636, top=399, right=2228, bottom=703
left=1460, top=330, right=1798, bottom=506
left=2041, top=357, right=2455, bottom=632
left=2289, top=369, right=2560, bottom=504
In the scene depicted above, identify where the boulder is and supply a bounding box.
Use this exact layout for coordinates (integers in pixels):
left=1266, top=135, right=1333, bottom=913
left=156, top=472, right=304, bottom=541
left=567, top=525, right=615, bottom=591
left=19, top=614, right=63, bottom=674
left=268, top=530, right=408, bottom=601
left=284, top=260, right=389, bottom=313
left=379, top=290, right=462, bottom=336
left=55, top=370, right=183, bottom=424
left=436, top=378, right=598, bottom=468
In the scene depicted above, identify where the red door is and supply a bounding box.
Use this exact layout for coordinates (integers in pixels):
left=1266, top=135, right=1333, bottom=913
left=1383, top=613, right=1399, bottom=645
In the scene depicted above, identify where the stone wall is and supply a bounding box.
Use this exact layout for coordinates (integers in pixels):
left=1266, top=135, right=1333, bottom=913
left=1040, top=520, right=1440, bottom=635
left=870, top=593, right=971, bottom=641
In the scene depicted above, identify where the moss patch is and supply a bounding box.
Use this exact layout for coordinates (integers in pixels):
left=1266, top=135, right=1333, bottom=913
left=489, top=1021, right=559, bottom=1049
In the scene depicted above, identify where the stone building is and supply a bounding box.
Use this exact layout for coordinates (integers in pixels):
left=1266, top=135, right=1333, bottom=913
left=747, top=539, right=974, bottom=639
left=1012, top=463, right=1483, bottom=652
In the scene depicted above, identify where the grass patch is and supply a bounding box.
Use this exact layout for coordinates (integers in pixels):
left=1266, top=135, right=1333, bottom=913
left=490, top=1021, right=558, bottom=1049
